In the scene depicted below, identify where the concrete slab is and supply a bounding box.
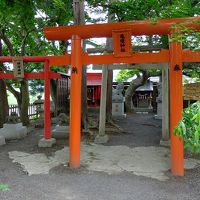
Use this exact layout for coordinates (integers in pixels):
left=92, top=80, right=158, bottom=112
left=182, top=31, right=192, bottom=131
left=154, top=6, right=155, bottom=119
left=38, top=138, right=56, bottom=148
left=8, top=144, right=200, bottom=180
left=0, top=136, right=6, bottom=145
left=94, top=134, right=109, bottom=144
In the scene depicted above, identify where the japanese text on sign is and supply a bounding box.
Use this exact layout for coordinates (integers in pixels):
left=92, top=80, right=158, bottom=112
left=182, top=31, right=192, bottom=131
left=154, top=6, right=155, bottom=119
left=13, top=58, right=24, bottom=78
left=112, top=29, right=132, bottom=57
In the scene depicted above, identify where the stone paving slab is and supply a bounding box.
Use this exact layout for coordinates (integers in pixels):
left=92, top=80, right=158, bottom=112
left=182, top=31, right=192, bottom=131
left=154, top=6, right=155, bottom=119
left=8, top=143, right=200, bottom=181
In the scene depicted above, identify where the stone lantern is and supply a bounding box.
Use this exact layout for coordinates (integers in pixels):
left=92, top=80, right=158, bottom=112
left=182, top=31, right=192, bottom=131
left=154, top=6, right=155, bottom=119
left=33, top=95, right=44, bottom=119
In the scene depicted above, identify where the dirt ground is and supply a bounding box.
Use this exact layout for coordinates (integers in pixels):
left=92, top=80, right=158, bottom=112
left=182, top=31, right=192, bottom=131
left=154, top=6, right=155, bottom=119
left=0, top=113, right=200, bottom=200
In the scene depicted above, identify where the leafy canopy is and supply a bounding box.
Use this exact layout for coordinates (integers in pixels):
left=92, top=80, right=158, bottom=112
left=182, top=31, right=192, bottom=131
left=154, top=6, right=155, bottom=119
left=0, top=0, right=73, bottom=94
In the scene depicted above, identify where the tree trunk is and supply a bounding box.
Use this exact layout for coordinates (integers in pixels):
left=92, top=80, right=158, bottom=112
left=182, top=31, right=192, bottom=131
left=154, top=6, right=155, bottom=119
left=19, top=80, right=30, bottom=126
left=81, top=64, right=88, bottom=129
left=50, top=79, right=57, bottom=115
left=73, top=0, right=88, bottom=130
left=0, top=40, right=9, bottom=128
left=106, top=69, right=113, bottom=122
left=125, top=71, right=148, bottom=112
left=0, top=78, right=9, bottom=128
left=106, top=7, right=114, bottom=122
left=1, top=26, right=30, bottom=126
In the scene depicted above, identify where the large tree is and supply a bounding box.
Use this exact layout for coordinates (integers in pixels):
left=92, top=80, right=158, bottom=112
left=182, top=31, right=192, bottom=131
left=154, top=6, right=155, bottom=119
left=0, top=0, right=73, bottom=125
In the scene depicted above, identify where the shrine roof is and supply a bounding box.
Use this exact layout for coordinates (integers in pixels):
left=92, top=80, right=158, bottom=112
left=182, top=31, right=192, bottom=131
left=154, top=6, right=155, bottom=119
left=87, top=73, right=102, bottom=86
left=136, top=81, right=153, bottom=91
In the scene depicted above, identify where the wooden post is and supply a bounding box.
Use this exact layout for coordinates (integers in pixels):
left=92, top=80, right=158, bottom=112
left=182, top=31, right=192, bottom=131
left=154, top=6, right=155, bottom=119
left=44, top=59, right=51, bottom=139
left=69, top=35, right=82, bottom=168
left=169, top=33, right=184, bottom=176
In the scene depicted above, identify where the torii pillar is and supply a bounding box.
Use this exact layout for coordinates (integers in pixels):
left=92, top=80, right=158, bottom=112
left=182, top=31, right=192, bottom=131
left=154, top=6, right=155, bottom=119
left=69, top=35, right=82, bottom=168
left=169, top=33, right=184, bottom=176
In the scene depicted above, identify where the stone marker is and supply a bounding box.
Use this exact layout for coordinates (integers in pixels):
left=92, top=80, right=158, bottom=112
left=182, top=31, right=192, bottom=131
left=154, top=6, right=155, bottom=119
left=112, top=83, right=125, bottom=118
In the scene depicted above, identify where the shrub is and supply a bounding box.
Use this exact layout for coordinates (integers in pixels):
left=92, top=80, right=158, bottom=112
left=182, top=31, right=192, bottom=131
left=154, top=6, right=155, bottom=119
left=174, top=101, right=200, bottom=153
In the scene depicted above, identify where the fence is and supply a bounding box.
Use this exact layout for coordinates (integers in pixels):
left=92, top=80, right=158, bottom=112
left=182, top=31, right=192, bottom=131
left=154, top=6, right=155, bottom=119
left=9, top=104, right=37, bottom=119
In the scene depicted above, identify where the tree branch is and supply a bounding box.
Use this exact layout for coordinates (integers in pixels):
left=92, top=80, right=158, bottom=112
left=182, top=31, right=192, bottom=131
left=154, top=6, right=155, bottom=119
left=0, top=29, right=15, bottom=56
left=21, top=31, right=30, bottom=56
left=6, top=81, right=20, bottom=101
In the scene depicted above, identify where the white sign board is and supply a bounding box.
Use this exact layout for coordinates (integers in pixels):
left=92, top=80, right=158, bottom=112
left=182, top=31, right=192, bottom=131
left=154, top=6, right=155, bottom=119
left=13, top=58, right=24, bottom=78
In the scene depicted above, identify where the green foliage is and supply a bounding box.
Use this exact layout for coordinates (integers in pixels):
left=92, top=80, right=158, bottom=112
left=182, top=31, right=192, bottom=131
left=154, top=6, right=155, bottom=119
left=175, top=101, right=200, bottom=153
left=102, top=0, right=200, bottom=80
left=31, top=115, right=39, bottom=121
left=0, top=0, right=73, bottom=95
left=169, top=24, right=200, bottom=51
left=115, top=68, right=161, bottom=82
left=0, top=183, right=10, bottom=192
left=29, top=79, right=44, bottom=95
left=161, top=0, right=197, bottom=18
left=115, top=69, right=140, bottom=82
left=183, top=63, right=200, bottom=80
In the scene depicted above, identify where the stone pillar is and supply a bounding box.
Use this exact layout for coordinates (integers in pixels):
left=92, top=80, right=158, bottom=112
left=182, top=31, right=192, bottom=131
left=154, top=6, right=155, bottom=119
left=95, top=64, right=109, bottom=144
left=155, top=82, right=162, bottom=119
left=112, top=83, right=125, bottom=118
left=161, top=64, right=170, bottom=144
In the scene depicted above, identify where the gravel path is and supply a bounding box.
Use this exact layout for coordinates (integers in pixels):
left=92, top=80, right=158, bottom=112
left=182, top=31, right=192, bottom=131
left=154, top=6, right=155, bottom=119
left=0, top=113, right=200, bottom=200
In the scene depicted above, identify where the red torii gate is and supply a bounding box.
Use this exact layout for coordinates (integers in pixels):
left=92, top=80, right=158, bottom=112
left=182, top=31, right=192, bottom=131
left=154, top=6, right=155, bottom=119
left=44, top=16, right=200, bottom=176
left=1, top=17, right=200, bottom=176
left=0, top=56, right=64, bottom=140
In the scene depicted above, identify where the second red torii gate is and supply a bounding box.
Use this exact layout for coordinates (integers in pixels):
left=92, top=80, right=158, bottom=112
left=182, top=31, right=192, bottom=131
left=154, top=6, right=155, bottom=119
left=44, top=16, right=200, bottom=176
left=0, top=56, right=62, bottom=141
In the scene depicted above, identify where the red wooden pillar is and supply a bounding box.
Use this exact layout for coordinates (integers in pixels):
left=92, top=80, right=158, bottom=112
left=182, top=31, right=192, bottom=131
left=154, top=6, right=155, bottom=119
left=69, top=35, right=82, bottom=168
left=44, top=59, right=51, bottom=139
left=169, top=33, right=184, bottom=176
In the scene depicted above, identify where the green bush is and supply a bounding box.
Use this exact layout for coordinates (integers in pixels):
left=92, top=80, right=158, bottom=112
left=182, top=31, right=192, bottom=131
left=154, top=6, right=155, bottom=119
left=175, top=101, right=200, bottom=153
left=0, top=183, right=10, bottom=192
